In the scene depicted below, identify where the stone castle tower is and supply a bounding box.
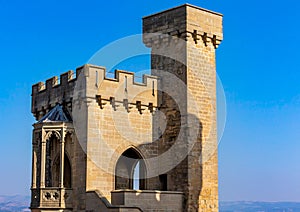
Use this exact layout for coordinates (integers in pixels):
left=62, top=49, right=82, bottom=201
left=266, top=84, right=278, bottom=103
left=30, top=4, right=223, bottom=212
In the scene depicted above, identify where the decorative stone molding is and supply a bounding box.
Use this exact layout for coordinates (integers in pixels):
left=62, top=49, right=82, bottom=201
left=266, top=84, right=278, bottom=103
left=43, top=130, right=61, bottom=142
left=37, top=188, right=73, bottom=209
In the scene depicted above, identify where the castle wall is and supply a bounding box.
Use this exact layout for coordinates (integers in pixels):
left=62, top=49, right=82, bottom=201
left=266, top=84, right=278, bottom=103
left=31, top=4, right=223, bottom=211
left=31, top=63, right=160, bottom=210
left=73, top=65, right=160, bottom=201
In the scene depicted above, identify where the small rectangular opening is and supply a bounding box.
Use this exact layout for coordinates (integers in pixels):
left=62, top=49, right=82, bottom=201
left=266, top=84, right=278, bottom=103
left=159, top=174, right=167, bottom=191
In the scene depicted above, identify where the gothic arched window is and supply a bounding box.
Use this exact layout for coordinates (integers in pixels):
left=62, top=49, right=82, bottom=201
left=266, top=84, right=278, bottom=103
left=115, top=148, right=146, bottom=190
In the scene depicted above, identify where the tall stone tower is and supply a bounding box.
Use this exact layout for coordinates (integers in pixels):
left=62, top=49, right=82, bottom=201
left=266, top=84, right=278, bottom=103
left=143, top=4, right=223, bottom=211
left=30, top=4, right=223, bottom=212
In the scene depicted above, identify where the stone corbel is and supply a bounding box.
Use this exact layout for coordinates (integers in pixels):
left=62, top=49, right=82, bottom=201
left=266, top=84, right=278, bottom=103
left=148, top=103, right=154, bottom=113
left=211, top=35, right=221, bottom=49
left=123, top=99, right=133, bottom=113
left=110, top=97, right=119, bottom=111
left=136, top=101, right=145, bottom=114
left=176, top=30, right=189, bottom=41
left=202, top=32, right=208, bottom=46
left=191, top=30, right=200, bottom=44
left=176, top=30, right=182, bottom=38
left=96, top=95, right=107, bottom=109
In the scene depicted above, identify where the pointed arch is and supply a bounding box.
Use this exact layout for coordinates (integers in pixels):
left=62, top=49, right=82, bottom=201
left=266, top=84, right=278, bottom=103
left=44, top=130, right=61, bottom=142
left=63, top=153, right=72, bottom=188
left=115, top=147, right=146, bottom=190
left=45, top=134, right=60, bottom=187
left=49, top=152, right=72, bottom=188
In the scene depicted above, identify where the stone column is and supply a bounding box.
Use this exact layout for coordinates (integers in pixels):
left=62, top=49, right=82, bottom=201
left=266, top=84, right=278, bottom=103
left=40, top=140, right=46, bottom=188
left=31, top=144, right=38, bottom=188
left=59, top=129, right=65, bottom=188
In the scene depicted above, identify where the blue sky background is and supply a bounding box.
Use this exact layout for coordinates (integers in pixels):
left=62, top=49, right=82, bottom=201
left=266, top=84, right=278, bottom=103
left=0, top=0, right=300, bottom=202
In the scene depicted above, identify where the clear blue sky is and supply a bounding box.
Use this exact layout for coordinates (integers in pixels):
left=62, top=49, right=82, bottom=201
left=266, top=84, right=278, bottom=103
left=0, top=0, right=300, bottom=202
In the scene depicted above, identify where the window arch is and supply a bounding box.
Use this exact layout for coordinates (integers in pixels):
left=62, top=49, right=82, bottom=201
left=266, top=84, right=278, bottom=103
left=45, top=134, right=60, bottom=187
left=49, top=153, right=72, bottom=188
left=64, top=153, right=72, bottom=188
left=115, top=148, right=146, bottom=190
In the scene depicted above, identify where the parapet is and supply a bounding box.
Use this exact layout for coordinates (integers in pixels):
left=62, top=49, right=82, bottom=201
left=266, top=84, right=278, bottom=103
left=31, top=70, right=77, bottom=120
left=31, top=64, right=158, bottom=120
left=143, top=4, right=223, bottom=48
left=78, top=64, right=158, bottom=114
left=32, top=70, right=77, bottom=94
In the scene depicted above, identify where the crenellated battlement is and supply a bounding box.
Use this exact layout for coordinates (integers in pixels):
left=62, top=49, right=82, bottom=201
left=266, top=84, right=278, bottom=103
left=32, top=70, right=76, bottom=93
left=31, top=64, right=158, bottom=120
left=80, top=64, right=158, bottom=114
left=32, top=65, right=158, bottom=95
left=31, top=70, right=77, bottom=120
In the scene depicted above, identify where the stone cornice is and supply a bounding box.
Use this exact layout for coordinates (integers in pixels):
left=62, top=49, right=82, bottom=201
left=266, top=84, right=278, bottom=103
left=143, top=30, right=222, bottom=49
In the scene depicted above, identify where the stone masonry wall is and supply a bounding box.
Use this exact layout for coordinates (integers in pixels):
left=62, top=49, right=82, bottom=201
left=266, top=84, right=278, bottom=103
left=111, top=190, right=183, bottom=212
left=76, top=65, right=160, bottom=202
left=31, top=64, right=160, bottom=210
left=143, top=4, right=223, bottom=212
